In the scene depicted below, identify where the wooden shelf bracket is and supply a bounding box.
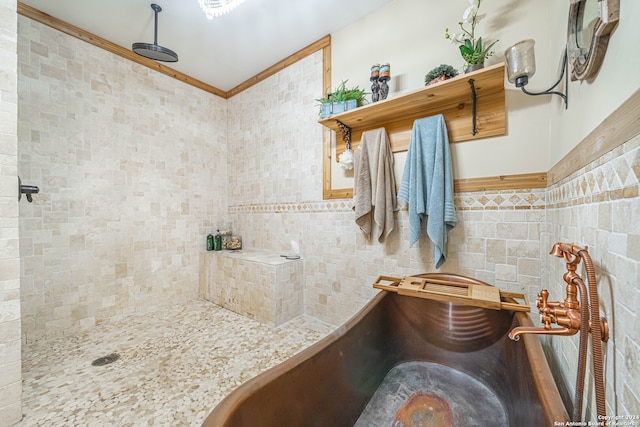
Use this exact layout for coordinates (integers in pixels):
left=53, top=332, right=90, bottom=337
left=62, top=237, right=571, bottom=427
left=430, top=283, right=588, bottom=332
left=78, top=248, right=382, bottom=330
left=335, top=120, right=352, bottom=149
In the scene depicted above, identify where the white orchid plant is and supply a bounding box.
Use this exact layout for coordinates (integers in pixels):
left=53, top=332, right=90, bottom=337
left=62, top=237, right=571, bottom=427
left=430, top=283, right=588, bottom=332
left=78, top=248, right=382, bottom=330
left=445, top=0, right=498, bottom=67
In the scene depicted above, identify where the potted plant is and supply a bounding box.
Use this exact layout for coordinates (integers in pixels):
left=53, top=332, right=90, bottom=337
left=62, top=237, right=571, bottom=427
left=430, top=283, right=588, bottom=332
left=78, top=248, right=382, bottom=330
left=424, top=64, right=459, bottom=86
left=317, top=80, right=367, bottom=118
left=444, top=0, right=498, bottom=72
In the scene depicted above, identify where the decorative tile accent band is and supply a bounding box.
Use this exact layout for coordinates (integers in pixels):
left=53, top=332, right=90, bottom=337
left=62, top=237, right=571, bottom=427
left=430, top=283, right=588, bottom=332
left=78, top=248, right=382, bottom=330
left=228, top=189, right=547, bottom=214
left=547, top=136, right=639, bottom=208
left=455, top=189, right=546, bottom=211
left=228, top=200, right=354, bottom=214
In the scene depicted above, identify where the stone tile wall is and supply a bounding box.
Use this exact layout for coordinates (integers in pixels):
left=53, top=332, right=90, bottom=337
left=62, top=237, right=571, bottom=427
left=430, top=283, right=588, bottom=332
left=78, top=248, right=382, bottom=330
left=15, top=9, right=639, bottom=422
left=228, top=192, right=546, bottom=325
left=542, top=135, right=640, bottom=421
left=17, top=17, right=228, bottom=343
left=0, top=0, right=22, bottom=424
left=224, top=51, right=547, bottom=325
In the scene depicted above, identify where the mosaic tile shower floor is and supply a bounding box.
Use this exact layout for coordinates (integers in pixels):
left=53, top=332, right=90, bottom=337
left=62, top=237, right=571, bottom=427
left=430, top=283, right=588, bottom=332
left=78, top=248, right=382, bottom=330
left=16, top=300, right=333, bottom=426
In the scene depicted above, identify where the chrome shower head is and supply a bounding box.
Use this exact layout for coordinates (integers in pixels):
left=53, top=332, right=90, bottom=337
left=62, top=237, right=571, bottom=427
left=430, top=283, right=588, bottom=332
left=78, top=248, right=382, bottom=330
left=132, top=3, right=178, bottom=62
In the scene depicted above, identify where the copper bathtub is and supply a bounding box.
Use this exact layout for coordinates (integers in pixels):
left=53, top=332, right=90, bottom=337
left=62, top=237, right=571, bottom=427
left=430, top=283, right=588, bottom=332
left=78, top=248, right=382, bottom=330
left=202, top=273, right=569, bottom=426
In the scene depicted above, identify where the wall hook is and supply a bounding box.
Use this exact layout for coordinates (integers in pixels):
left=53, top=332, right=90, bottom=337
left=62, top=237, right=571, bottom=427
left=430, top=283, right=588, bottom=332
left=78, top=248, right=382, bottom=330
left=468, top=78, right=477, bottom=136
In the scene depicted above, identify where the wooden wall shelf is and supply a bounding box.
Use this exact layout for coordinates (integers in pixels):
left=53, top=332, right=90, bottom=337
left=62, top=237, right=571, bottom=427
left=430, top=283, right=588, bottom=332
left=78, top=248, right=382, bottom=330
left=318, top=62, right=506, bottom=158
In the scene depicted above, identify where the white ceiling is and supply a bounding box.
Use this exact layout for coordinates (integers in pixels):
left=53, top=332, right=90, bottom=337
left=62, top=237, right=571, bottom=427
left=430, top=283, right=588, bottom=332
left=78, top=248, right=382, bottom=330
left=20, top=0, right=396, bottom=92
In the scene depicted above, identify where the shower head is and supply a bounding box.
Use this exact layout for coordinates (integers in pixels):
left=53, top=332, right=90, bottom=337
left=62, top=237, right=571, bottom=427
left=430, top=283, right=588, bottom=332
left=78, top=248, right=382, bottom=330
left=132, top=3, right=178, bottom=62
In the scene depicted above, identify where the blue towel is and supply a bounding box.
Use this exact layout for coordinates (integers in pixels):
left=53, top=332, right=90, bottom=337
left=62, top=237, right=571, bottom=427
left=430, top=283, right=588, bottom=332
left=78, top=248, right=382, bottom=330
left=397, top=114, right=457, bottom=268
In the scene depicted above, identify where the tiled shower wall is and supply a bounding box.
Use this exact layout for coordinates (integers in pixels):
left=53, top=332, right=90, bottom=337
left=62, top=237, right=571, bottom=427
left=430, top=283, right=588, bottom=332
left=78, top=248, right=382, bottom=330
left=228, top=194, right=547, bottom=325
left=542, top=134, right=640, bottom=420
left=1, top=0, right=22, bottom=424
left=226, top=51, right=547, bottom=325
left=17, top=17, right=228, bottom=343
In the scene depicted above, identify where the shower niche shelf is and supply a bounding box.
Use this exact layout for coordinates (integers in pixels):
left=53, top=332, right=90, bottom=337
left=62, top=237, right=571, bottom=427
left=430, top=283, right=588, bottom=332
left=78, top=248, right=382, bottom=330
left=318, top=62, right=506, bottom=159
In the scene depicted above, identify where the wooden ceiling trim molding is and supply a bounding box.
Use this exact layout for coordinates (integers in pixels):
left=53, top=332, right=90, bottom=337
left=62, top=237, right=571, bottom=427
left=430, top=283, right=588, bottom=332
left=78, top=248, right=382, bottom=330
left=18, top=2, right=330, bottom=100
left=226, top=34, right=331, bottom=98
left=18, top=2, right=215, bottom=98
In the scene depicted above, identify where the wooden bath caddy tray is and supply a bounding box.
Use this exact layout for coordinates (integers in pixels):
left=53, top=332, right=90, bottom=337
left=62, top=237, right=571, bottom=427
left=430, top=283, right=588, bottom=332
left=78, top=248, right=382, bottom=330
left=373, top=276, right=530, bottom=312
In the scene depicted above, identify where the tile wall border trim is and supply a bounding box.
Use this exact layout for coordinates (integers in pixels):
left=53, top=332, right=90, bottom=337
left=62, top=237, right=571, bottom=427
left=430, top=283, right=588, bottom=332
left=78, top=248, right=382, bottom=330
left=548, top=89, right=640, bottom=186
left=229, top=189, right=547, bottom=214
left=547, top=134, right=640, bottom=209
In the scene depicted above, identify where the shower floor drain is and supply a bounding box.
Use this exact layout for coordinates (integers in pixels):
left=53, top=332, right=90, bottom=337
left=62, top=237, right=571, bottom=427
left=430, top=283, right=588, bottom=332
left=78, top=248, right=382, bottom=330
left=91, top=353, right=120, bottom=366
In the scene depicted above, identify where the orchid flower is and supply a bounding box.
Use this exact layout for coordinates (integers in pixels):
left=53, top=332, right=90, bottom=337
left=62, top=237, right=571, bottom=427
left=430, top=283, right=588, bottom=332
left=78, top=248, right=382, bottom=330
left=444, top=0, right=498, bottom=67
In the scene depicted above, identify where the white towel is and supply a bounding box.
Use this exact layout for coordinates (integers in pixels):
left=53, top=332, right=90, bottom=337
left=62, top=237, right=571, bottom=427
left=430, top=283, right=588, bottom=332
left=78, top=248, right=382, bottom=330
left=353, top=128, right=398, bottom=242
left=397, top=115, right=457, bottom=267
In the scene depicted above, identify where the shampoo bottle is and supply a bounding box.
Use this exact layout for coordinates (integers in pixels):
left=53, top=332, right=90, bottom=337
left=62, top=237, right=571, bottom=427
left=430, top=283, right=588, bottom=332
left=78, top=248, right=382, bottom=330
left=214, top=230, right=222, bottom=251
left=206, top=232, right=214, bottom=251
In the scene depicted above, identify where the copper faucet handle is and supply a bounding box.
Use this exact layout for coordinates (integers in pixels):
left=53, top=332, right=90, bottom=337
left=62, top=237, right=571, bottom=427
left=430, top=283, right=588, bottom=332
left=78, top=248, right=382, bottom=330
left=537, top=290, right=553, bottom=328
left=537, top=289, right=550, bottom=310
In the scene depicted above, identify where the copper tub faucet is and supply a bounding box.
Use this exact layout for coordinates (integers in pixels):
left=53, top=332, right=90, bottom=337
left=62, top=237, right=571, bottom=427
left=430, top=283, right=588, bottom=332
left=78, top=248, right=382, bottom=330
left=508, top=243, right=608, bottom=342
left=508, top=242, right=609, bottom=423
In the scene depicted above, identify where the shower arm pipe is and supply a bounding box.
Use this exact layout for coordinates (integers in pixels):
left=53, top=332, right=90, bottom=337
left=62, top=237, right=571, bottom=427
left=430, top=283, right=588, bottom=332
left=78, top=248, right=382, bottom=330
left=152, top=4, right=160, bottom=46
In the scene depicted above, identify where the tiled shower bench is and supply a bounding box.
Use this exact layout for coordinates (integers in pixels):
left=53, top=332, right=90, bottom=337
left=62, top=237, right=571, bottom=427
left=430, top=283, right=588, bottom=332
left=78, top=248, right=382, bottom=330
left=199, top=249, right=303, bottom=326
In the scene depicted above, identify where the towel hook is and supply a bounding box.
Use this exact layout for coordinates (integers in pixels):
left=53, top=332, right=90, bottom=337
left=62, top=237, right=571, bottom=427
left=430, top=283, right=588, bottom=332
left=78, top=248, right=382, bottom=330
left=468, top=78, right=477, bottom=136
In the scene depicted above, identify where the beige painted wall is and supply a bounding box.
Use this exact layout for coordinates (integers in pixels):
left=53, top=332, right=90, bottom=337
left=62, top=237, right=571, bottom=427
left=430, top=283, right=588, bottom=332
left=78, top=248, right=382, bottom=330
left=548, top=0, right=640, bottom=167
left=0, top=0, right=22, bottom=424
left=330, top=0, right=553, bottom=188
left=330, top=0, right=639, bottom=186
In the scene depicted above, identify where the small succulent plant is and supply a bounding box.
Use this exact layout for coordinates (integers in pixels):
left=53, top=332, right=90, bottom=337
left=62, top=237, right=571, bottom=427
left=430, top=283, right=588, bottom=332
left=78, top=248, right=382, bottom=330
left=424, top=64, right=459, bottom=86
left=316, top=80, right=367, bottom=107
